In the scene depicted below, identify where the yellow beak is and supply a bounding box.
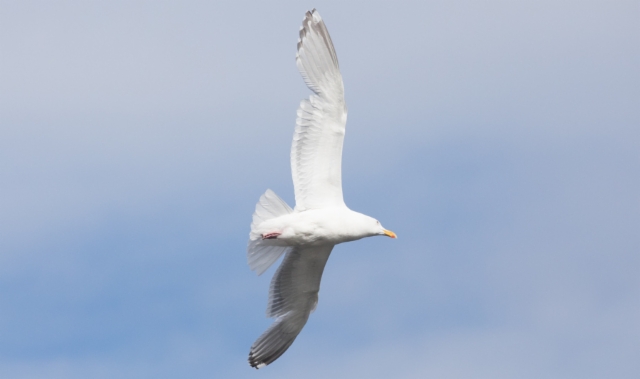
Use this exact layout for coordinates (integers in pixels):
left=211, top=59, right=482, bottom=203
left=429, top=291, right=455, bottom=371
left=383, top=229, right=397, bottom=238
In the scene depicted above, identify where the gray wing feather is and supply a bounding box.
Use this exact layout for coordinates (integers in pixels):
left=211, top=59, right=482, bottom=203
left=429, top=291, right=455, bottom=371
left=248, top=244, right=334, bottom=368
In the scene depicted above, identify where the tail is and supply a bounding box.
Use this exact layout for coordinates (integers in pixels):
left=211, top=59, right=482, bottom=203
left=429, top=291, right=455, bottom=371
left=247, top=189, right=293, bottom=275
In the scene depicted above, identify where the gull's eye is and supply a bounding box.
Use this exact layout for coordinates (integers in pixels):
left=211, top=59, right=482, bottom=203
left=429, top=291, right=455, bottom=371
left=376, top=221, right=380, bottom=225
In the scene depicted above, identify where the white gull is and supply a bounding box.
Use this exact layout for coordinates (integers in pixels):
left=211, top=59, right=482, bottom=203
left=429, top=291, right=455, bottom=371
left=247, top=9, right=396, bottom=368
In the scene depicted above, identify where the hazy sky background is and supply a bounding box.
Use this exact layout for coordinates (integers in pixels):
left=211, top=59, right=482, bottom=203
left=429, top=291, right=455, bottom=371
left=1, top=1, right=638, bottom=378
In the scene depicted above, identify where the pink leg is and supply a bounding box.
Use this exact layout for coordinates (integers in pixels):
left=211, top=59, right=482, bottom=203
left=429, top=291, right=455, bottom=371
left=261, top=232, right=281, bottom=240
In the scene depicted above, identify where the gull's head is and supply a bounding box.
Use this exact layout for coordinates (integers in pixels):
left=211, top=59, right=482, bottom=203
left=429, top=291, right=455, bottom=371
left=358, top=215, right=396, bottom=239
left=342, top=211, right=397, bottom=241
left=376, top=220, right=397, bottom=239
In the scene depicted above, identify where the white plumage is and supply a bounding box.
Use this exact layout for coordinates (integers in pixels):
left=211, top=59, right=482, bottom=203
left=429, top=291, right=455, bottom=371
left=247, top=9, right=396, bottom=369
left=292, top=10, right=347, bottom=211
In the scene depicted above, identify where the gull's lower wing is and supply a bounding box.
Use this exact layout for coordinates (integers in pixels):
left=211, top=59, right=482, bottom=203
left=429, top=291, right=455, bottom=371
left=292, top=9, right=347, bottom=211
left=248, top=244, right=334, bottom=368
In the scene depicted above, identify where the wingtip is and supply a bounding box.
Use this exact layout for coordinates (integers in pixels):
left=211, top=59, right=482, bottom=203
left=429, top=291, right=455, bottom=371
left=310, top=9, right=322, bottom=22
left=297, top=9, right=325, bottom=58
left=248, top=351, right=268, bottom=369
left=304, top=8, right=322, bottom=22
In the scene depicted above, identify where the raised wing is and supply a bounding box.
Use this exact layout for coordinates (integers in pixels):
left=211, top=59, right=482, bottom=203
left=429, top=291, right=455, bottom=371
left=291, top=9, right=347, bottom=211
left=248, top=244, right=334, bottom=368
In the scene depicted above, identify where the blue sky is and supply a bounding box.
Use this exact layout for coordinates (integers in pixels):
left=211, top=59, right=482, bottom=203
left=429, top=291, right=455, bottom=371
left=1, top=1, right=638, bottom=378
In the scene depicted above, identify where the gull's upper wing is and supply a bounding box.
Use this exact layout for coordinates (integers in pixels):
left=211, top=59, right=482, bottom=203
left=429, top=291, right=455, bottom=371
left=292, top=9, right=347, bottom=211
left=248, top=244, right=334, bottom=368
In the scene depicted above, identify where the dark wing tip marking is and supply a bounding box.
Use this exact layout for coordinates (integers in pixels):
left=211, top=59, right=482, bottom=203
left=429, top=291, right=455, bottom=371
left=248, top=351, right=263, bottom=369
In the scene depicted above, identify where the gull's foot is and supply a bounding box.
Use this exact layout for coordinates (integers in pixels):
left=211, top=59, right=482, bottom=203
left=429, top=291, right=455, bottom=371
left=261, top=232, right=281, bottom=240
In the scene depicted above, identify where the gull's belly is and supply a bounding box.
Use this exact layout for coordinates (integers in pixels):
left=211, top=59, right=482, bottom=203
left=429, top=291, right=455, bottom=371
left=279, top=208, right=361, bottom=246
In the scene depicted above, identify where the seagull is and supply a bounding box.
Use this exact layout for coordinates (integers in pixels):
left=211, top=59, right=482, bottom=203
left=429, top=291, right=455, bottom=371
left=247, top=9, right=396, bottom=369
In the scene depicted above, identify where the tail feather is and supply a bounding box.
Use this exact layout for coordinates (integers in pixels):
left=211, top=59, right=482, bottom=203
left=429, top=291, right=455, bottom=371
left=248, top=243, right=292, bottom=276
left=247, top=189, right=293, bottom=275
